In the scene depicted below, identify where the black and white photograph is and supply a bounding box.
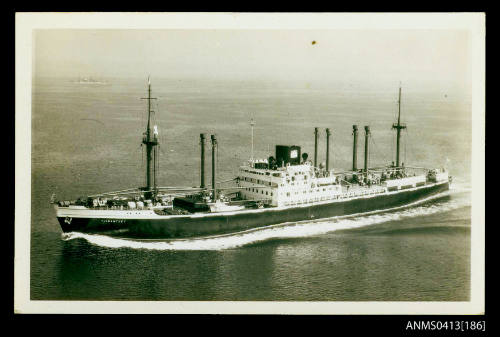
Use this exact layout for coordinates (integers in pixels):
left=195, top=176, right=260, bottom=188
left=15, top=12, right=485, bottom=315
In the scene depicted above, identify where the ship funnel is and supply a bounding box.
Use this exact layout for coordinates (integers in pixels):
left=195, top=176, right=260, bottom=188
left=326, top=128, right=331, bottom=171
left=302, top=152, right=308, bottom=163
left=364, top=126, right=370, bottom=173
left=314, top=127, right=319, bottom=168
left=200, top=133, right=206, bottom=188
left=211, top=134, right=217, bottom=202
left=352, top=125, right=358, bottom=171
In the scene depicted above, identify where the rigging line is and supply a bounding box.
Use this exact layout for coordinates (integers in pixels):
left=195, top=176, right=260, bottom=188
left=198, top=140, right=201, bottom=187
left=217, top=138, right=220, bottom=181
left=153, top=99, right=158, bottom=125
left=154, top=146, right=157, bottom=190
left=141, top=144, right=144, bottom=168
left=157, top=129, right=167, bottom=156
left=403, top=128, right=406, bottom=165
left=394, top=96, right=398, bottom=124
left=158, top=143, right=166, bottom=156
left=407, top=128, right=418, bottom=164
left=368, top=132, right=372, bottom=169
left=156, top=104, right=167, bottom=158
left=369, top=136, right=377, bottom=164
left=142, top=144, right=146, bottom=186
left=404, top=128, right=409, bottom=165
left=141, top=93, right=145, bottom=133
left=391, top=126, right=395, bottom=164
left=199, top=136, right=204, bottom=186
left=370, top=136, right=387, bottom=166
left=393, top=90, right=399, bottom=163
left=157, top=145, right=160, bottom=189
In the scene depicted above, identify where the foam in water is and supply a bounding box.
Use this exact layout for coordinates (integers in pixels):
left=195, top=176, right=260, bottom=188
left=62, top=186, right=470, bottom=251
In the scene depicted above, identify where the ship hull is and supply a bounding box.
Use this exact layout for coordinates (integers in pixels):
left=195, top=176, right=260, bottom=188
left=57, top=181, right=449, bottom=238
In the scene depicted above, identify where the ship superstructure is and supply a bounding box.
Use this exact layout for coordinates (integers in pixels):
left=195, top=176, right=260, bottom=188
left=53, top=80, right=451, bottom=238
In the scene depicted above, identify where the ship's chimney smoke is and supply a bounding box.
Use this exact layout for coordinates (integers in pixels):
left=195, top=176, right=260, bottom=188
left=200, top=133, right=206, bottom=188
left=326, top=128, right=331, bottom=171
left=314, top=127, right=319, bottom=168
left=211, top=134, right=217, bottom=202
left=352, top=125, right=358, bottom=171
left=364, top=126, right=370, bottom=173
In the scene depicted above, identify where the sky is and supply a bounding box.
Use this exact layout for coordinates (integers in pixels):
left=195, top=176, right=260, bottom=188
left=34, top=29, right=471, bottom=90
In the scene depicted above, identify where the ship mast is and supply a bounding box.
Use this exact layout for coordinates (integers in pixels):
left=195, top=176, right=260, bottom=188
left=141, top=77, right=158, bottom=198
left=392, top=85, right=406, bottom=168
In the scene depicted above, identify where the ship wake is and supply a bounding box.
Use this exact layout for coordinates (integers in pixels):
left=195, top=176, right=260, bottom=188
left=61, top=184, right=471, bottom=251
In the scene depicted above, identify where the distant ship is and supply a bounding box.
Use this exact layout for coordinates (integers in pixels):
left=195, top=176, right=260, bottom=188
left=52, top=78, right=452, bottom=238
left=73, top=76, right=108, bottom=85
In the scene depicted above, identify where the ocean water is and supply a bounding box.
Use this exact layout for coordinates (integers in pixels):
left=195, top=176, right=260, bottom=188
left=30, top=77, right=471, bottom=301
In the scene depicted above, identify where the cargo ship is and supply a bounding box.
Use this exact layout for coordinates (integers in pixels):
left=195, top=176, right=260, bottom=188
left=52, top=79, right=452, bottom=239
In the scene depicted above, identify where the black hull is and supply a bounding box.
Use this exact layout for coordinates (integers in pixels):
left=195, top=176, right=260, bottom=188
left=58, top=182, right=449, bottom=238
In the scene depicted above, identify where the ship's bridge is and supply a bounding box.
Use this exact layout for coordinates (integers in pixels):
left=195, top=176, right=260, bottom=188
left=237, top=159, right=342, bottom=207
